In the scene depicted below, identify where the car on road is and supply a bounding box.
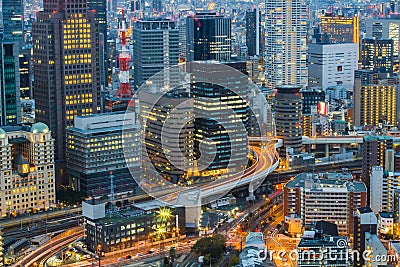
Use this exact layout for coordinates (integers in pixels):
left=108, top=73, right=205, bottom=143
left=136, top=253, right=143, bottom=257
left=125, top=255, right=132, bottom=259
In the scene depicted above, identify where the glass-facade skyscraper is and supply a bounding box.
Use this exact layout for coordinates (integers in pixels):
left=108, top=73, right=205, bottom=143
left=186, top=12, right=232, bottom=62
left=132, top=19, right=180, bottom=89
left=0, top=42, right=21, bottom=125
left=246, top=7, right=264, bottom=57
left=0, top=0, right=24, bottom=126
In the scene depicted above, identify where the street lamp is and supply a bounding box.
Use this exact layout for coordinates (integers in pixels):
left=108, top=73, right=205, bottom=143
left=96, top=244, right=102, bottom=267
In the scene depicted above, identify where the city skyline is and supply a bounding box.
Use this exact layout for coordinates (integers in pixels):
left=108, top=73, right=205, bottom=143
left=1, top=0, right=400, bottom=267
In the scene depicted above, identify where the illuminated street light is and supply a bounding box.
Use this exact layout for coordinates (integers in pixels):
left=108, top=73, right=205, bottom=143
left=157, top=207, right=172, bottom=222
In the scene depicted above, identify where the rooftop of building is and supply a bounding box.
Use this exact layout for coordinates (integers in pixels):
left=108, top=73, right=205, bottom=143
left=379, top=212, right=393, bottom=219
left=131, top=200, right=176, bottom=211
left=95, top=207, right=152, bottom=226
left=357, top=207, right=373, bottom=214
left=245, top=232, right=264, bottom=247
left=239, top=246, right=265, bottom=267
left=390, top=241, right=400, bottom=253
left=298, top=231, right=347, bottom=248
left=300, top=87, right=324, bottom=93
left=74, top=111, right=126, bottom=118
left=190, top=12, right=225, bottom=18
left=364, top=135, right=393, bottom=141
left=356, top=207, right=378, bottom=225
left=0, top=123, right=50, bottom=135
left=67, top=112, right=139, bottom=135
left=285, top=172, right=366, bottom=192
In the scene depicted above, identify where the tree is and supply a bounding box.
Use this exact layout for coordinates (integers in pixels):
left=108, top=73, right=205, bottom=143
left=192, top=234, right=226, bottom=262
left=228, top=254, right=240, bottom=267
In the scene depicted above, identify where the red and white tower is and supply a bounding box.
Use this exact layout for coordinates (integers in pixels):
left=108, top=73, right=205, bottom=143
left=115, top=8, right=134, bottom=99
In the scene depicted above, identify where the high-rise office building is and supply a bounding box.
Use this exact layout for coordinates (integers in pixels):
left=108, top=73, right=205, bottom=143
left=186, top=12, right=232, bottom=62
left=361, top=38, right=394, bottom=74
left=308, top=43, right=358, bottom=89
left=66, top=112, right=140, bottom=197
left=365, top=18, right=400, bottom=71
left=265, top=0, right=307, bottom=88
left=132, top=18, right=179, bottom=89
left=190, top=63, right=249, bottom=177
left=353, top=79, right=397, bottom=127
left=1, top=0, right=24, bottom=46
left=140, top=89, right=194, bottom=184
left=87, top=0, right=108, bottom=86
left=178, top=19, right=187, bottom=59
left=0, top=0, right=24, bottom=126
left=245, top=7, right=264, bottom=57
left=0, top=42, right=21, bottom=126
left=275, top=86, right=303, bottom=157
left=0, top=123, right=56, bottom=215
left=19, top=50, right=30, bottom=100
left=284, top=172, right=367, bottom=236
left=362, top=135, right=394, bottom=203
left=319, top=13, right=359, bottom=44
left=33, top=0, right=101, bottom=185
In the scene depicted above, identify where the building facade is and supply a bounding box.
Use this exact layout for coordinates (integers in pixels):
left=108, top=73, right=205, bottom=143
left=353, top=207, right=379, bottom=267
left=284, top=172, right=367, bottom=235
left=362, top=135, right=394, bottom=205
left=190, top=63, right=249, bottom=177
left=265, top=0, right=307, bottom=88
left=132, top=18, right=180, bottom=89
left=87, top=0, right=108, bottom=86
left=1, top=0, right=24, bottom=46
left=308, top=43, right=358, bottom=89
left=186, top=12, right=232, bottom=62
left=140, top=89, right=194, bottom=184
left=365, top=18, right=400, bottom=71
left=66, top=112, right=140, bottom=197
left=275, top=86, right=303, bottom=157
left=353, top=80, right=397, bottom=127
left=245, top=7, right=264, bottom=57
left=33, top=0, right=102, bottom=175
left=0, top=123, right=55, bottom=215
left=297, top=232, right=350, bottom=267
left=0, top=41, right=21, bottom=126
left=320, top=13, right=359, bottom=44
left=361, top=38, right=394, bottom=74
left=370, top=166, right=400, bottom=213
left=83, top=200, right=185, bottom=253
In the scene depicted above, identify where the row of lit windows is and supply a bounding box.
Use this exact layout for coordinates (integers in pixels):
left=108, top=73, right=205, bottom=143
left=66, top=94, right=93, bottom=100
left=65, top=19, right=88, bottom=26
left=65, top=99, right=93, bottom=105
left=64, top=29, right=91, bottom=35
left=64, top=34, right=91, bottom=41
left=64, top=44, right=91, bottom=50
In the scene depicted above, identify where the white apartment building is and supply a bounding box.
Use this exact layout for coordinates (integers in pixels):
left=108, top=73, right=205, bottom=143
left=370, top=165, right=400, bottom=213
left=265, top=0, right=308, bottom=88
left=284, top=172, right=367, bottom=235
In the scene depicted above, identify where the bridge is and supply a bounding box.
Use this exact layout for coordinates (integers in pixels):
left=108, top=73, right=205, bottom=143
left=150, top=138, right=280, bottom=206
